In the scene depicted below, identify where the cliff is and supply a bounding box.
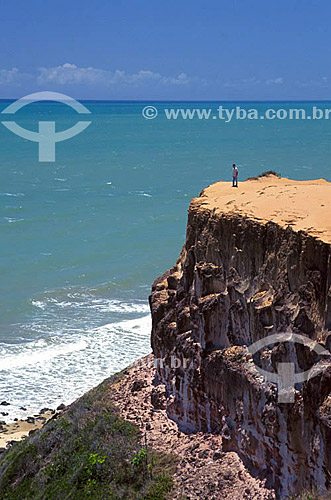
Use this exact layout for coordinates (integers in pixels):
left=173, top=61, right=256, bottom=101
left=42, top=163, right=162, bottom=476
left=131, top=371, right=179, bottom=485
left=0, top=356, right=276, bottom=500
left=0, top=366, right=178, bottom=500
left=150, top=174, right=331, bottom=498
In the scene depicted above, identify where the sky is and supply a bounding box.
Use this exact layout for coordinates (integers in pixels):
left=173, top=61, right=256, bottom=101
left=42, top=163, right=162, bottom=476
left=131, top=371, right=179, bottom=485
left=1, top=0, right=331, bottom=100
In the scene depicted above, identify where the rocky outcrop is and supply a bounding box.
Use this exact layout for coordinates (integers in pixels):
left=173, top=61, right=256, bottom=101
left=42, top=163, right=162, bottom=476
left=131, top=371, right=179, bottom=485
left=150, top=177, right=331, bottom=498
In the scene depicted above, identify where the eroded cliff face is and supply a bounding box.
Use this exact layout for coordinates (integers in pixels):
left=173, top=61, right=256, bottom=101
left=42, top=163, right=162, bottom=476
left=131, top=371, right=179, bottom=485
left=150, top=179, right=331, bottom=498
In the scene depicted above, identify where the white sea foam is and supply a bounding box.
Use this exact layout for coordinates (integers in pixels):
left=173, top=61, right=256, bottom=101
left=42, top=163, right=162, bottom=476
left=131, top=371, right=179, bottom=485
left=0, top=339, right=87, bottom=370
left=89, top=299, right=150, bottom=313
left=0, top=300, right=151, bottom=423
left=130, top=190, right=152, bottom=198
left=0, top=192, right=25, bottom=197
left=31, top=299, right=48, bottom=309
left=4, top=217, right=25, bottom=223
left=31, top=296, right=150, bottom=314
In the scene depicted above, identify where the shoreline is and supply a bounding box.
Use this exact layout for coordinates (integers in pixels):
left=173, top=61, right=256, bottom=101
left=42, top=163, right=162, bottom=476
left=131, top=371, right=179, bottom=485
left=0, top=408, right=61, bottom=449
left=0, top=354, right=276, bottom=499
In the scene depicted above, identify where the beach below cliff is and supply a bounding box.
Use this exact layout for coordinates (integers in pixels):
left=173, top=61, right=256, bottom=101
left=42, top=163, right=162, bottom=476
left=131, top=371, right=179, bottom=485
left=0, top=409, right=58, bottom=449
left=0, top=354, right=276, bottom=500
left=1, top=174, right=330, bottom=499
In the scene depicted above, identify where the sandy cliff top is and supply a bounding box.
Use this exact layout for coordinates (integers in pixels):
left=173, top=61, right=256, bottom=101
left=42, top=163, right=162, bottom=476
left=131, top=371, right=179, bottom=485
left=196, top=175, right=331, bottom=244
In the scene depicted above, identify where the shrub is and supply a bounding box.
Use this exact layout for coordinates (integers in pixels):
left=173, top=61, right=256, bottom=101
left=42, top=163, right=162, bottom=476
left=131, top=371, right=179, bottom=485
left=0, top=371, right=176, bottom=500
left=247, top=170, right=281, bottom=180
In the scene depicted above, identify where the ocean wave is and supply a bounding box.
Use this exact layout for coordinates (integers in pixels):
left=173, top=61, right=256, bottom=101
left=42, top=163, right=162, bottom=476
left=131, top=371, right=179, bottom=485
left=0, top=338, right=88, bottom=370
left=31, top=297, right=150, bottom=314
left=89, top=299, right=150, bottom=313
left=90, top=314, right=151, bottom=335
left=0, top=192, right=25, bottom=197
left=4, top=217, right=25, bottom=223
left=0, top=313, right=151, bottom=423
left=129, top=190, right=153, bottom=198
left=30, top=300, right=47, bottom=310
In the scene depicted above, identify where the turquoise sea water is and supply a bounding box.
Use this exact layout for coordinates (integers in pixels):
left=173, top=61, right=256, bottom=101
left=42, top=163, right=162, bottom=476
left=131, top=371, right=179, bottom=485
left=1, top=100, right=331, bottom=420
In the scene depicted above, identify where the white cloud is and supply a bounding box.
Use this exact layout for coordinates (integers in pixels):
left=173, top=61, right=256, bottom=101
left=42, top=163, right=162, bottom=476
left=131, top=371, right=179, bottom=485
left=224, top=77, right=261, bottom=88
left=0, top=68, right=21, bottom=85
left=37, top=63, right=190, bottom=87
left=297, top=77, right=329, bottom=88
left=224, top=76, right=285, bottom=88
left=266, top=77, right=284, bottom=85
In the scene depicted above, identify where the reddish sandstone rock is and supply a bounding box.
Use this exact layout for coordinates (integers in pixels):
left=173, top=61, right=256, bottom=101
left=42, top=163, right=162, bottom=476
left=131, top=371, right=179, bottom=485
left=150, top=176, right=331, bottom=498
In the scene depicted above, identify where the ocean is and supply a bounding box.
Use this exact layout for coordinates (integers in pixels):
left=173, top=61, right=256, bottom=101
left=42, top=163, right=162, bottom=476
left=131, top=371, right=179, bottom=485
left=1, top=100, right=331, bottom=422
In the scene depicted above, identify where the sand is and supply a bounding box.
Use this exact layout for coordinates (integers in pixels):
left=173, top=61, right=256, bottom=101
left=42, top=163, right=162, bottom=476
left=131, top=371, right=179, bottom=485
left=0, top=410, right=56, bottom=448
left=0, top=359, right=275, bottom=499
left=196, top=175, right=331, bottom=244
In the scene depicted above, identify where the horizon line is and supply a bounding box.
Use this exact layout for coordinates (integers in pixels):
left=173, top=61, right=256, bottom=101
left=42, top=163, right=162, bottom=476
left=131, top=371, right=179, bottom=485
left=1, top=98, right=331, bottom=104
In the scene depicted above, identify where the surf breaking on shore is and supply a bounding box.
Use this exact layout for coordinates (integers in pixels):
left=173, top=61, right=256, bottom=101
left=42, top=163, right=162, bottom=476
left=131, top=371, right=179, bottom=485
left=0, top=298, right=151, bottom=424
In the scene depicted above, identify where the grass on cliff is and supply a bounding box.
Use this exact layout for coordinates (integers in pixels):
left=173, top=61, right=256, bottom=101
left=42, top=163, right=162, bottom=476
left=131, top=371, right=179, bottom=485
left=0, top=371, right=176, bottom=500
left=247, top=170, right=281, bottom=180
left=288, top=490, right=331, bottom=500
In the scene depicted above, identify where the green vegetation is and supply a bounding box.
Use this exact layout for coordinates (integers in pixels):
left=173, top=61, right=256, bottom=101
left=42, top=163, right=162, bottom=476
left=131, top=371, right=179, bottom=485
left=0, top=373, right=176, bottom=500
left=287, top=489, right=331, bottom=500
left=247, top=170, right=281, bottom=180
left=131, top=448, right=147, bottom=466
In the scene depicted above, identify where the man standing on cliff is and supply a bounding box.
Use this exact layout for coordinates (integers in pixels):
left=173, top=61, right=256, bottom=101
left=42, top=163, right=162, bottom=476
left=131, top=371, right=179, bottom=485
left=232, top=164, right=238, bottom=187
